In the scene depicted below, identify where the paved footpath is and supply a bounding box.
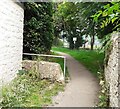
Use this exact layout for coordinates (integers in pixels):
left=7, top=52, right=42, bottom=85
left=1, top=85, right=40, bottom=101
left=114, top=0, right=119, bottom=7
left=51, top=52, right=100, bottom=107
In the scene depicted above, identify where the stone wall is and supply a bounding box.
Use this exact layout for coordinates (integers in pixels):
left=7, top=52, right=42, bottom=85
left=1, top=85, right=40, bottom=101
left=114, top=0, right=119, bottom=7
left=105, top=32, right=120, bottom=107
left=0, top=0, right=24, bottom=84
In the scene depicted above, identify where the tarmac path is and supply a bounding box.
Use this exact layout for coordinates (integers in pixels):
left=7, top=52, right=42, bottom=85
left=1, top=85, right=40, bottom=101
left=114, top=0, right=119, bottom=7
left=51, top=52, right=100, bottom=107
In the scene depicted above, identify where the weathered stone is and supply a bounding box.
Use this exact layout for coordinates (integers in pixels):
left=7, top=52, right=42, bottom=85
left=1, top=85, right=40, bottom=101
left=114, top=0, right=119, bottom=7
left=22, top=60, right=38, bottom=70
left=0, top=0, right=24, bottom=84
left=22, top=60, right=64, bottom=83
left=105, top=32, right=120, bottom=107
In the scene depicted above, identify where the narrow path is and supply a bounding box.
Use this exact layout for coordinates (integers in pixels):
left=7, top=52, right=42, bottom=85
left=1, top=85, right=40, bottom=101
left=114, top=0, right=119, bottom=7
left=51, top=52, right=100, bottom=107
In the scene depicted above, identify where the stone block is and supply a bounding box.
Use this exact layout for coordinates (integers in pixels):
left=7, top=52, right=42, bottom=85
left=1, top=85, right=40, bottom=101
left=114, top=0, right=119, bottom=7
left=22, top=60, right=64, bottom=83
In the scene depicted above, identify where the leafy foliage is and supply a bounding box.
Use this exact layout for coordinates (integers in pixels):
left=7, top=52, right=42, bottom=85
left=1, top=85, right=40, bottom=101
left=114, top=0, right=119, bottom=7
left=24, top=2, right=54, bottom=54
left=93, top=2, right=120, bottom=38
left=92, top=2, right=120, bottom=58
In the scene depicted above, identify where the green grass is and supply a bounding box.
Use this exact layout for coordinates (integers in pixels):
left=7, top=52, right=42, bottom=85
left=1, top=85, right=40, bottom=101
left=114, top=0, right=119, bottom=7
left=1, top=71, right=64, bottom=107
left=52, top=47, right=104, bottom=77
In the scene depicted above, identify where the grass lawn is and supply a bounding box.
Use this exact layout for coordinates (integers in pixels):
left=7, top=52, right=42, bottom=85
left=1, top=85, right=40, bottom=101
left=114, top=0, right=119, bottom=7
left=52, top=47, right=104, bottom=77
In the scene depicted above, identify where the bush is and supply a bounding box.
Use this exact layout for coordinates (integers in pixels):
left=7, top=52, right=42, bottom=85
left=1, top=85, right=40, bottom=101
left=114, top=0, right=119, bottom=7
left=23, top=2, right=54, bottom=54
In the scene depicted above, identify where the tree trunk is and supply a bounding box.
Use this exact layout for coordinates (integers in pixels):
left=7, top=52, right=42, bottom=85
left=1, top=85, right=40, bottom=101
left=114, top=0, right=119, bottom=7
left=69, top=41, right=74, bottom=49
left=84, top=43, right=86, bottom=49
left=90, top=23, right=95, bottom=50
left=68, top=36, right=74, bottom=49
left=91, top=35, right=95, bottom=50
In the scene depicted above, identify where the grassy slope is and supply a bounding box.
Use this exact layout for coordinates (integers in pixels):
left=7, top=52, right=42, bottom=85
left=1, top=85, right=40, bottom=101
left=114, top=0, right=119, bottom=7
left=2, top=53, right=67, bottom=107
left=52, top=47, right=104, bottom=77
left=1, top=73, right=64, bottom=107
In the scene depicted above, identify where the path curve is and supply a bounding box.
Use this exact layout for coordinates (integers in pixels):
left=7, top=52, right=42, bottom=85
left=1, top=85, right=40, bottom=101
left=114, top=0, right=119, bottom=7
left=52, top=52, right=100, bottom=107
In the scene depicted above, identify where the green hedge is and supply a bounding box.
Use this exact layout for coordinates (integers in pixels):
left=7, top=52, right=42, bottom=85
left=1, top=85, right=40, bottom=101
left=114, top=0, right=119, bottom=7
left=23, top=2, right=54, bottom=54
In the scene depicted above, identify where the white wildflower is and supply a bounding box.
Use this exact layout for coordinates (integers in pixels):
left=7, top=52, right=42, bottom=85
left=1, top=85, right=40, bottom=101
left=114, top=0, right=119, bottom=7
left=101, top=89, right=105, bottom=93
left=100, top=80, right=104, bottom=85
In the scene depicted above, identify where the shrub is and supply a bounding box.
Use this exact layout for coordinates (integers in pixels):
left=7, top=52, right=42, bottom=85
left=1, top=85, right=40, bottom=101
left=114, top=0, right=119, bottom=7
left=23, top=2, right=54, bottom=54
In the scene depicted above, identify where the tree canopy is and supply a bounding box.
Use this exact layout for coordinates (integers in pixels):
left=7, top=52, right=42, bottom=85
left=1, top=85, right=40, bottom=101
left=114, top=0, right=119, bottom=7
left=23, top=2, right=120, bottom=52
left=53, top=2, right=120, bottom=50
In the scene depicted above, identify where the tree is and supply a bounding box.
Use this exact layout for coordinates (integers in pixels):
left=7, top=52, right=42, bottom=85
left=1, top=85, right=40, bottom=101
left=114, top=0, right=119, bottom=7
left=76, top=2, right=107, bottom=50
left=54, top=2, right=84, bottom=49
left=24, top=2, right=53, bottom=54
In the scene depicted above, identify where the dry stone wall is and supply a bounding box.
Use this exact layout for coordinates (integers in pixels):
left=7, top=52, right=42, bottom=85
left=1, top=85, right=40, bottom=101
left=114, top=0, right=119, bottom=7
left=105, top=32, right=120, bottom=107
left=0, top=0, right=24, bottom=84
